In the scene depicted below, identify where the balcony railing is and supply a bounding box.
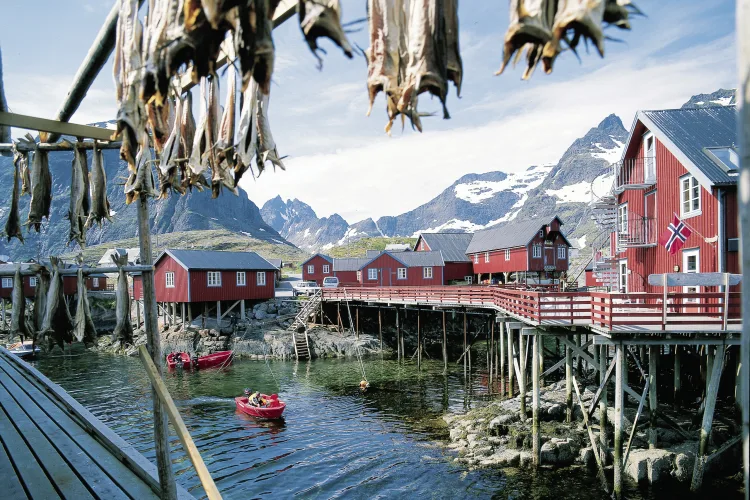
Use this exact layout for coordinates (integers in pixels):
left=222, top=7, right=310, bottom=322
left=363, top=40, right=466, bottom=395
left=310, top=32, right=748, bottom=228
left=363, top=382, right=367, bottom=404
left=614, top=157, right=656, bottom=192
left=617, top=214, right=657, bottom=248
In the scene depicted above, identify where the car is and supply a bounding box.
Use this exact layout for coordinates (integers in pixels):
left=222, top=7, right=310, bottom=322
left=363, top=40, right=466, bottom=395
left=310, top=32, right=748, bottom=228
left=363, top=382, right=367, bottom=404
left=293, top=281, right=320, bottom=297
left=322, top=276, right=339, bottom=288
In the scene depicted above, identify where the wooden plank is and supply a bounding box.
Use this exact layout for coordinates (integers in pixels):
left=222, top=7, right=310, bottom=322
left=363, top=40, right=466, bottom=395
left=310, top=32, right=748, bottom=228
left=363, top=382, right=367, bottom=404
left=0, top=111, right=114, bottom=141
left=587, top=355, right=617, bottom=418
left=572, top=375, right=610, bottom=493
left=622, top=379, right=650, bottom=469
left=648, top=272, right=741, bottom=287
left=0, top=365, right=128, bottom=500
left=0, top=425, right=28, bottom=500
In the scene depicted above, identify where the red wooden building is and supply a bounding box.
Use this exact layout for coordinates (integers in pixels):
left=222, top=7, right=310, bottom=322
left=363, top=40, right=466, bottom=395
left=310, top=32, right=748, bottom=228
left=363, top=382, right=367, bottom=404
left=465, top=217, right=571, bottom=285
left=301, top=253, right=333, bottom=285
left=358, top=251, right=445, bottom=286
left=610, top=106, right=738, bottom=293
left=413, top=232, right=474, bottom=283
left=0, top=263, right=38, bottom=299
left=63, top=271, right=108, bottom=295
left=332, top=258, right=370, bottom=285
left=1, top=263, right=106, bottom=298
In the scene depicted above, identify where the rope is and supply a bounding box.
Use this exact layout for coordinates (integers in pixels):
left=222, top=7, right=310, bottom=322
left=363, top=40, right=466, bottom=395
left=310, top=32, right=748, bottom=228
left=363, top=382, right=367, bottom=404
left=342, top=290, right=367, bottom=383
left=262, top=342, right=281, bottom=393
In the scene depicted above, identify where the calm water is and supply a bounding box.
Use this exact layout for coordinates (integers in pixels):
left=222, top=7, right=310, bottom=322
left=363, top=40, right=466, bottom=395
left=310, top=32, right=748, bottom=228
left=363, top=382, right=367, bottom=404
left=32, top=354, right=738, bottom=499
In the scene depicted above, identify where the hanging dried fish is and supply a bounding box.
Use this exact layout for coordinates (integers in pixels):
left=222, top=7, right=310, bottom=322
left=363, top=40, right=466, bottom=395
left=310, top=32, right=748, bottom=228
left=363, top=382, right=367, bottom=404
left=87, top=142, right=112, bottom=227
left=204, top=76, right=224, bottom=197
left=111, top=252, right=133, bottom=344
left=5, top=150, right=24, bottom=243
left=542, top=0, right=606, bottom=73
left=0, top=46, right=10, bottom=146
left=254, top=0, right=275, bottom=95
left=234, top=78, right=259, bottom=183
left=124, top=135, right=158, bottom=204
left=214, top=54, right=239, bottom=197
left=157, top=95, right=184, bottom=197
left=603, top=0, right=641, bottom=29
left=33, top=271, right=49, bottom=334
left=188, top=78, right=211, bottom=187
left=68, top=146, right=89, bottom=248
left=298, top=0, right=354, bottom=69
left=10, top=267, right=29, bottom=341
left=497, top=0, right=555, bottom=77
left=19, top=152, right=31, bottom=195
left=444, top=0, right=462, bottom=95
left=27, top=148, right=52, bottom=231
left=73, top=268, right=97, bottom=345
left=179, top=90, right=198, bottom=190
left=42, top=257, right=74, bottom=349
left=255, top=88, right=285, bottom=174
left=366, top=0, right=404, bottom=116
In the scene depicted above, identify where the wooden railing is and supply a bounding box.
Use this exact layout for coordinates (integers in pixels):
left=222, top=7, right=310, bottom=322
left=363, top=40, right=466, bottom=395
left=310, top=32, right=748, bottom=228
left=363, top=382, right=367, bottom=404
left=614, top=156, right=657, bottom=192
left=322, top=286, right=741, bottom=332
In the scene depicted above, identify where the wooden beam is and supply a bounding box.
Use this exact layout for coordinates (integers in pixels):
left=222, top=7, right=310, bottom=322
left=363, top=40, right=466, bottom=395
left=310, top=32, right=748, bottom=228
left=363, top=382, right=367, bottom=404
left=566, top=336, right=573, bottom=423
left=559, top=337, right=598, bottom=373
left=740, top=9, right=750, bottom=481
left=573, top=375, right=610, bottom=494
left=0, top=141, right=121, bottom=153
left=622, top=379, right=650, bottom=470
left=532, top=332, right=540, bottom=466
left=649, top=346, right=658, bottom=449
left=0, top=111, right=115, bottom=141
left=587, top=355, right=617, bottom=419
left=614, top=344, right=625, bottom=500
left=648, top=272, right=741, bottom=287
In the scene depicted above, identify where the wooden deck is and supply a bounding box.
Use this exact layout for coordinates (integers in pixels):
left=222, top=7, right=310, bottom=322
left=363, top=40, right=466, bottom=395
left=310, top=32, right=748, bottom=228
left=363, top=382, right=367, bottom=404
left=0, top=347, right=192, bottom=500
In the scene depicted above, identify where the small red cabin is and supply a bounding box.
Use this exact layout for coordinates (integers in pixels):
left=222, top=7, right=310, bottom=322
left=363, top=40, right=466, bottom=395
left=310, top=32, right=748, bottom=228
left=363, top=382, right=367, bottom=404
left=332, top=258, right=370, bottom=286
left=1, top=263, right=106, bottom=298
left=358, top=251, right=445, bottom=286
left=413, top=232, right=474, bottom=283
left=301, top=253, right=333, bottom=285
left=63, top=272, right=108, bottom=296
left=466, top=216, right=571, bottom=285
left=0, top=264, right=38, bottom=299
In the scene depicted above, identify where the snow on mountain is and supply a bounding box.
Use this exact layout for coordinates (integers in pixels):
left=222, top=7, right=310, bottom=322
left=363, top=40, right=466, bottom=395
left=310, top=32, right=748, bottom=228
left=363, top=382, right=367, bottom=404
left=453, top=165, right=553, bottom=204
left=260, top=196, right=350, bottom=251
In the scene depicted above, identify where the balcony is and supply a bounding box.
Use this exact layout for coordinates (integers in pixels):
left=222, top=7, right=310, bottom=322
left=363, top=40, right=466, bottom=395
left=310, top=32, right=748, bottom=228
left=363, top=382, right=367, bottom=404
left=614, top=157, right=656, bottom=193
left=617, top=214, right=658, bottom=248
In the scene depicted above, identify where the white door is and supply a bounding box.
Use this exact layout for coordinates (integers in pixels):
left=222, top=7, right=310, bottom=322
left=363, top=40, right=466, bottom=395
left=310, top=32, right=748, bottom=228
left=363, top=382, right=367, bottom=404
left=682, top=249, right=700, bottom=308
left=618, top=260, right=628, bottom=293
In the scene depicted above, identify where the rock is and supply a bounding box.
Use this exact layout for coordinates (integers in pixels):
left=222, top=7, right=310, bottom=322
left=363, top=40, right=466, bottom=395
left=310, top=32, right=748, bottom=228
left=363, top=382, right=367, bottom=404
left=473, top=446, right=493, bottom=457
left=547, top=403, right=565, bottom=420
left=540, top=438, right=578, bottom=466
left=672, top=449, right=695, bottom=482
left=518, top=451, right=533, bottom=468
left=626, top=449, right=675, bottom=484
left=578, top=447, right=595, bottom=468
left=449, top=428, right=463, bottom=440
left=257, top=302, right=268, bottom=313
left=493, top=449, right=521, bottom=467
left=489, top=413, right=517, bottom=435
left=255, top=310, right=267, bottom=320
left=267, top=303, right=277, bottom=314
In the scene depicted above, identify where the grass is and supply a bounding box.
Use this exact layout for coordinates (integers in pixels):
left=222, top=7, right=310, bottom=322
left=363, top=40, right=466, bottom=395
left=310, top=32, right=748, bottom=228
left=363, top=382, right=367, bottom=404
left=326, top=237, right=418, bottom=259
left=63, top=229, right=310, bottom=266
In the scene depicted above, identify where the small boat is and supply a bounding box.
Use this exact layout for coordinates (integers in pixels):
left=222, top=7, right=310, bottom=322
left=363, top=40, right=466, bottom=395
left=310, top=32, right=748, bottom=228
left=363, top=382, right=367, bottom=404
left=235, top=394, right=286, bottom=419
left=7, top=341, right=41, bottom=359
left=166, top=350, right=234, bottom=370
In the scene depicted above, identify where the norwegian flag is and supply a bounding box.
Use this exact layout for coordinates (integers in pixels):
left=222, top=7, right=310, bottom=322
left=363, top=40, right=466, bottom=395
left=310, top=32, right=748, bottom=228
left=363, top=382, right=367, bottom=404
left=659, top=215, right=692, bottom=255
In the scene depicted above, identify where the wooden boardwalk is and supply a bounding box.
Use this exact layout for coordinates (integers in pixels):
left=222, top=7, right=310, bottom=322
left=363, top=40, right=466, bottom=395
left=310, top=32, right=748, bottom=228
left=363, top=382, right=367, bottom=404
left=0, top=347, right=192, bottom=499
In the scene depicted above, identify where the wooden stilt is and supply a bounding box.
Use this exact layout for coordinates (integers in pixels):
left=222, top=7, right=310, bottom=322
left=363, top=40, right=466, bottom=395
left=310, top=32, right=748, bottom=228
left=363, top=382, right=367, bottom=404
left=337, top=302, right=341, bottom=332
left=499, top=320, right=506, bottom=396
left=417, top=308, right=421, bottom=370
left=378, top=308, right=383, bottom=357
left=216, top=301, right=221, bottom=327
left=463, top=310, right=467, bottom=378
left=1, top=299, right=5, bottom=327
left=187, top=303, right=192, bottom=324
left=539, top=335, right=545, bottom=387
left=519, top=329, right=526, bottom=421
left=706, top=346, right=715, bottom=399
left=691, top=345, right=727, bottom=491
left=566, top=336, right=573, bottom=423
left=489, top=319, right=494, bottom=390
left=600, top=345, right=608, bottom=461
left=396, top=307, right=401, bottom=362
left=442, top=310, right=447, bottom=374
left=136, top=299, right=141, bottom=328
left=674, top=345, right=682, bottom=408
left=181, top=303, right=185, bottom=328
left=532, top=332, right=540, bottom=466
left=356, top=307, right=359, bottom=339
left=240, top=300, right=245, bottom=321
left=576, top=335, right=582, bottom=375
left=136, top=195, right=177, bottom=499
left=614, top=344, right=625, bottom=500
left=649, top=345, right=658, bottom=449
left=507, top=324, right=514, bottom=398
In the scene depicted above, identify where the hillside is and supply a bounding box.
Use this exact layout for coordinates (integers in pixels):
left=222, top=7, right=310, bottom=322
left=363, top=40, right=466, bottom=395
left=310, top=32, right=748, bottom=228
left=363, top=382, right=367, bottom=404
left=324, top=237, right=417, bottom=259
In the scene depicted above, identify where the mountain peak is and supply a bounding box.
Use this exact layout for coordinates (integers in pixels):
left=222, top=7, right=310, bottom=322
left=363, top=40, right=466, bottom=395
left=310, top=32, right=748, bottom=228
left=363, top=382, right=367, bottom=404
left=681, top=88, right=736, bottom=109
left=596, top=113, right=624, bottom=132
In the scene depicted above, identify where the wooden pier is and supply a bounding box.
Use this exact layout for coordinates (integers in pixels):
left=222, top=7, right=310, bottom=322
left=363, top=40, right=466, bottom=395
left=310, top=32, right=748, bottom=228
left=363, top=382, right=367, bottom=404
left=0, top=347, right=193, bottom=499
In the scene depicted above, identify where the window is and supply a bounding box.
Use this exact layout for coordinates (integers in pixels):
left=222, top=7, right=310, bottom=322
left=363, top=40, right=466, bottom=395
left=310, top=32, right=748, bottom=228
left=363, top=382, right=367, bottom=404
left=705, top=147, right=739, bottom=174
left=423, top=267, right=433, bottom=279
left=680, top=175, right=701, bottom=216
left=505, top=249, right=510, bottom=261
left=207, top=271, right=222, bottom=287
left=29, top=277, right=37, bottom=287
left=484, top=252, right=490, bottom=263
left=465, top=276, right=473, bottom=284
left=165, top=272, right=175, bottom=288
left=557, top=246, right=567, bottom=259
left=257, top=272, right=266, bottom=286
left=1, top=278, right=12, bottom=288
left=473, top=254, right=479, bottom=264
left=539, top=229, right=544, bottom=238
left=682, top=249, right=700, bottom=301
left=323, top=264, right=330, bottom=274
left=307, top=264, right=314, bottom=274
left=356, top=271, right=362, bottom=281
left=237, top=272, right=246, bottom=286
left=368, top=268, right=378, bottom=280
left=397, top=268, right=407, bottom=280
left=644, top=132, right=656, bottom=182
left=532, top=244, right=542, bottom=258
left=92, top=277, right=100, bottom=287
left=619, top=260, right=628, bottom=292
left=420, top=241, right=426, bottom=251
left=617, top=203, right=628, bottom=233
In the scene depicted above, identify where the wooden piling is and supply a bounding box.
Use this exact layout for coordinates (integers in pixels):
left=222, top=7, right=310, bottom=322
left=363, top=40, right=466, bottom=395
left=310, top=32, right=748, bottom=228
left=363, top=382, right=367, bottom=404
left=396, top=307, right=401, bottom=362
left=614, top=344, right=625, bottom=499
left=674, top=345, right=682, bottom=408
left=532, top=332, right=540, bottom=466
left=187, top=303, right=192, bottom=324
left=519, top=329, right=526, bottom=421
left=575, top=335, right=582, bottom=374
left=378, top=308, right=383, bottom=357
left=355, top=307, right=359, bottom=338
left=136, top=196, right=177, bottom=499
left=463, top=310, right=467, bottom=378
left=499, top=320, right=506, bottom=396
left=539, top=335, right=545, bottom=386
left=599, top=344, right=608, bottom=461
left=507, top=324, right=514, bottom=398
left=649, top=346, right=658, bottom=449
left=416, top=308, right=421, bottom=370
left=489, top=319, right=494, bottom=390
left=566, top=336, right=573, bottom=423
left=181, top=303, right=185, bottom=328
left=239, top=300, right=245, bottom=321
left=706, top=346, right=715, bottom=399
left=216, top=301, right=221, bottom=326
left=442, top=310, right=447, bottom=374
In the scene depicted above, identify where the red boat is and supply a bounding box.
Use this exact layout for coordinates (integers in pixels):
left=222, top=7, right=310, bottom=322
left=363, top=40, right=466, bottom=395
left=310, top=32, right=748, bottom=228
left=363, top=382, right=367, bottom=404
left=235, top=394, right=286, bottom=419
left=166, top=350, right=234, bottom=370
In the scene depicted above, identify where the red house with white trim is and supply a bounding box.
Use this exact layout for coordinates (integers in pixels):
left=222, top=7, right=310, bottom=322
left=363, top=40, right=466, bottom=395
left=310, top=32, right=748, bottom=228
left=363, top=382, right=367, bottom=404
left=301, top=253, right=333, bottom=285
left=413, top=233, right=474, bottom=283
left=607, top=105, right=739, bottom=293
left=465, top=217, right=571, bottom=285
left=358, top=251, right=445, bottom=286
left=332, top=258, right=370, bottom=285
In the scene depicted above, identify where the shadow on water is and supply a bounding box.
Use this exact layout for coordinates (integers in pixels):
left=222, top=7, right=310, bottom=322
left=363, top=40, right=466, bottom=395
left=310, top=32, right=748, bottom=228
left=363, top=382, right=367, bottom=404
left=32, top=353, right=741, bottom=499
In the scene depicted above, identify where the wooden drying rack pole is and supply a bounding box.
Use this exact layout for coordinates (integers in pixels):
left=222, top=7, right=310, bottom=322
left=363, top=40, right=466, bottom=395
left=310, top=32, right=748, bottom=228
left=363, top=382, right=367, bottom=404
left=0, top=265, right=153, bottom=277
left=0, top=141, right=122, bottom=153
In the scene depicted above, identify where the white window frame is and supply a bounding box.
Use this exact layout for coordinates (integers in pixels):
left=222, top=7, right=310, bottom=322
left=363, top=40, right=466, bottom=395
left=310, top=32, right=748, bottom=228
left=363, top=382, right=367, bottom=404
left=356, top=271, right=362, bottom=281
left=618, top=259, right=628, bottom=293
left=420, top=241, right=426, bottom=251
left=643, top=131, right=656, bottom=182
left=368, top=268, right=378, bottom=280
left=682, top=248, right=700, bottom=302
left=307, top=264, right=314, bottom=275
left=257, top=272, right=266, bottom=286
left=397, top=268, right=407, bottom=280
left=2, top=277, right=12, bottom=288
left=465, top=276, right=473, bottom=284
left=539, top=229, right=544, bottom=238
left=557, top=246, right=567, bottom=259
left=92, top=277, right=100, bottom=288
left=236, top=271, right=246, bottom=286
left=423, top=267, right=433, bottom=279
left=505, top=249, right=511, bottom=261
left=165, top=272, right=175, bottom=288
left=680, top=174, right=701, bottom=217
left=207, top=271, right=222, bottom=287
left=484, top=252, right=490, bottom=263
left=532, top=244, right=542, bottom=258
left=29, top=277, right=37, bottom=287
left=473, top=254, right=479, bottom=264
left=618, top=203, right=628, bottom=233
left=323, top=264, right=330, bottom=274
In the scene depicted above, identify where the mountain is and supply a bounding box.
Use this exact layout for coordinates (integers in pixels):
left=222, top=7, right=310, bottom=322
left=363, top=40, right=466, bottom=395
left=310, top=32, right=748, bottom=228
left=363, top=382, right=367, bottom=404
left=260, top=196, right=353, bottom=250
left=681, top=88, right=736, bottom=109
left=0, top=122, right=292, bottom=261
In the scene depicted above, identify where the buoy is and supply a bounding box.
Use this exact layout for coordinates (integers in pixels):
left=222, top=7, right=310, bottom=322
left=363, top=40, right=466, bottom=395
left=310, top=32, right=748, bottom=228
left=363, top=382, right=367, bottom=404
left=359, top=380, right=369, bottom=391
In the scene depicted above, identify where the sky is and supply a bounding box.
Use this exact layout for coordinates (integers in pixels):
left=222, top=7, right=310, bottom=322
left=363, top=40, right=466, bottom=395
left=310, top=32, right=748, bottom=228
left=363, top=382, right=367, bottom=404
left=0, top=1, right=739, bottom=224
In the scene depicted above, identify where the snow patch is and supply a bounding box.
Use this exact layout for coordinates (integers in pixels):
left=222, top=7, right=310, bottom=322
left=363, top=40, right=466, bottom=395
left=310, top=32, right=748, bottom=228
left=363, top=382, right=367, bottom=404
left=576, top=235, right=587, bottom=249
left=546, top=172, right=614, bottom=205
left=591, top=138, right=624, bottom=164
left=303, top=228, right=311, bottom=238
left=411, top=219, right=486, bottom=237
left=453, top=165, right=553, bottom=204
left=710, top=97, right=733, bottom=106
left=321, top=243, right=334, bottom=250
left=336, top=227, right=360, bottom=245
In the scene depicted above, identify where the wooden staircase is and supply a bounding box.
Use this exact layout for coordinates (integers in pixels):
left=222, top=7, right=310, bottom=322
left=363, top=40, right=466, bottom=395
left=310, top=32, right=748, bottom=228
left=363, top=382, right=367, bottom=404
left=293, top=330, right=311, bottom=360
left=289, top=290, right=320, bottom=360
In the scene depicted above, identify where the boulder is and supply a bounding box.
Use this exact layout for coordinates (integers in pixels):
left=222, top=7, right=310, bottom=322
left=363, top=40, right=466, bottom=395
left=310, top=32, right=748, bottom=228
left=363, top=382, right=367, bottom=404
left=493, top=449, right=521, bottom=467
left=626, top=449, right=675, bottom=484
left=540, top=438, right=578, bottom=466
left=255, top=310, right=267, bottom=320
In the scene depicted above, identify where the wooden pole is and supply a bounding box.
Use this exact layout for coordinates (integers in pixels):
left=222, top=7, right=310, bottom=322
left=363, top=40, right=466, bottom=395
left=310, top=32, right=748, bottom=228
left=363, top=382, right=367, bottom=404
left=442, top=310, right=447, bottom=374
left=566, top=336, right=573, bottom=423
left=576, top=335, right=582, bottom=374
left=600, top=344, right=608, bottom=462
left=507, top=325, right=514, bottom=398
left=181, top=303, right=185, bottom=328
left=136, top=196, right=177, bottom=500
left=356, top=307, right=359, bottom=339
left=396, top=307, right=401, bottom=361
left=674, top=345, right=682, bottom=408
left=379, top=307, right=383, bottom=358
left=240, top=300, right=245, bottom=321
left=138, top=346, right=221, bottom=500
left=216, top=301, right=221, bottom=327
left=417, top=308, right=421, bottom=370
left=740, top=11, right=750, bottom=483
left=539, top=334, right=545, bottom=386
left=519, top=329, right=526, bottom=421
left=532, top=332, right=540, bottom=466
left=463, top=310, right=467, bottom=378
left=489, top=319, right=494, bottom=390
left=499, top=320, right=506, bottom=396
left=706, top=346, right=715, bottom=400
left=188, top=303, right=192, bottom=324
left=614, top=344, right=624, bottom=500
left=648, top=345, right=658, bottom=449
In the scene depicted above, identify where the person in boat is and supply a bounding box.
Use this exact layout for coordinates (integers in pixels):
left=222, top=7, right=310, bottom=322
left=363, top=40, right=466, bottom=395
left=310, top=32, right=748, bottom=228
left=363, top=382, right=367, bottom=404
left=244, top=388, right=267, bottom=407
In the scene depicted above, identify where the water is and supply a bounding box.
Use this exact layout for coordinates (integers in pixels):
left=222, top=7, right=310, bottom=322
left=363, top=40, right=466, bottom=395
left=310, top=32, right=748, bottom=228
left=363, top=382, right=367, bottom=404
left=32, top=354, right=739, bottom=499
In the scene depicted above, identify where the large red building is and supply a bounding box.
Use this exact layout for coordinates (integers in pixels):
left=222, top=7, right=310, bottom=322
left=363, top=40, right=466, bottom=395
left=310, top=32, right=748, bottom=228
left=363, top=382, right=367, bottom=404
left=301, top=253, right=333, bottom=285
left=609, top=106, right=738, bottom=293
left=358, top=251, right=445, bottom=286
left=465, top=217, right=571, bottom=285
left=413, top=232, right=474, bottom=283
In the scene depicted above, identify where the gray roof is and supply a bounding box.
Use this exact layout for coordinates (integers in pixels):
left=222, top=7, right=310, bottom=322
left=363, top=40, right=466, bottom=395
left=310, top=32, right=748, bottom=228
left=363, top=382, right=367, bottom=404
left=417, top=233, right=473, bottom=262
left=266, top=259, right=282, bottom=269
left=360, top=251, right=444, bottom=269
left=302, top=253, right=333, bottom=265
left=365, top=250, right=380, bottom=258
left=333, top=257, right=370, bottom=272
left=162, top=249, right=278, bottom=271
left=466, top=219, right=549, bottom=254
left=638, top=106, right=738, bottom=186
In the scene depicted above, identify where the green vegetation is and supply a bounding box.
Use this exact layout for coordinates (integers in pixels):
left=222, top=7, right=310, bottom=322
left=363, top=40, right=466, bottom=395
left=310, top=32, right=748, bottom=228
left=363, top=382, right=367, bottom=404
left=326, top=237, right=417, bottom=259
left=63, top=229, right=310, bottom=266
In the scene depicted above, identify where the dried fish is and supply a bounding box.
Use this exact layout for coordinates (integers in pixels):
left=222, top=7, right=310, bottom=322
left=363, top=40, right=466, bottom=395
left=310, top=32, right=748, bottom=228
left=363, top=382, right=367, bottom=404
left=42, top=257, right=74, bottom=349
left=87, top=142, right=112, bottom=227
left=10, top=267, right=29, bottom=340
left=33, top=271, right=49, bottom=334
left=5, top=151, right=24, bottom=243
left=125, top=135, right=158, bottom=204
left=19, top=152, right=31, bottom=196
left=214, top=54, right=239, bottom=197
left=603, top=0, right=640, bottom=29
left=255, top=88, right=285, bottom=174
left=27, top=148, right=52, bottom=231
left=254, top=0, right=275, bottom=95
left=158, top=95, right=184, bottom=197
left=73, top=268, right=97, bottom=345
left=204, top=76, right=223, bottom=197
left=234, top=78, right=259, bottom=183
left=366, top=0, right=405, bottom=116
left=188, top=78, right=211, bottom=186
left=68, top=146, right=89, bottom=248
left=497, top=0, right=555, bottom=76
left=179, top=90, right=198, bottom=189
left=111, top=252, right=133, bottom=344
left=542, top=0, right=607, bottom=73
left=444, top=0, right=462, bottom=95
left=0, top=46, right=10, bottom=146
left=298, top=0, right=354, bottom=69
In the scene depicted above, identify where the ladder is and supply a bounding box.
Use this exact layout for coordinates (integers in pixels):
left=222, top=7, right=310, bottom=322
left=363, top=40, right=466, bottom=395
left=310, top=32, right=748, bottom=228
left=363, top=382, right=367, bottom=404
left=292, top=329, right=311, bottom=360
left=289, top=289, right=322, bottom=332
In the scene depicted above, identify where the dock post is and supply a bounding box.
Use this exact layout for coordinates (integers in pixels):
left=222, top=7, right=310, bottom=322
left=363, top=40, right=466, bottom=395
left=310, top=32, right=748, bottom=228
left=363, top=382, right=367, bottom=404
left=136, top=195, right=177, bottom=499
left=649, top=345, right=658, bottom=449
left=489, top=319, right=494, bottom=390
left=1, top=298, right=5, bottom=327
left=599, top=344, right=608, bottom=462
left=566, top=335, right=573, bottom=423
left=499, top=320, right=506, bottom=396
left=463, top=310, right=467, bottom=378
left=507, top=324, right=514, bottom=398
left=691, top=344, right=727, bottom=491
left=539, top=335, right=545, bottom=386
left=674, top=345, right=682, bottom=408
left=417, top=307, right=421, bottom=370
left=576, top=335, right=582, bottom=375
left=396, top=307, right=401, bottom=362
left=356, top=307, right=359, bottom=339
left=240, top=300, right=245, bottom=321
left=614, top=343, right=625, bottom=500
left=181, top=303, right=185, bottom=328
left=532, top=331, right=540, bottom=466
left=706, top=346, right=715, bottom=399
left=216, top=301, right=221, bottom=327
left=519, top=329, right=526, bottom=421
left=188, top=303, right=192, bottom=324
left=337, top=302, right=341, bottom=332
left=136, top=299, right=141, bottom=328
left=379, top=308, right=383, bottom=358
left=442, top=310, right=447, bottom=374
